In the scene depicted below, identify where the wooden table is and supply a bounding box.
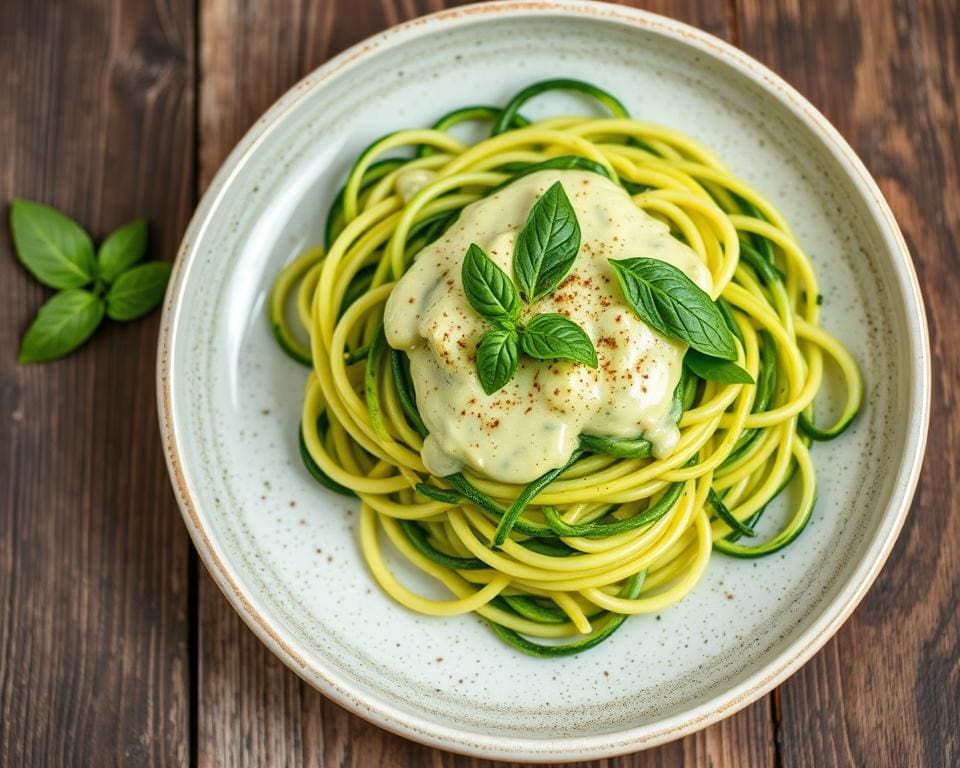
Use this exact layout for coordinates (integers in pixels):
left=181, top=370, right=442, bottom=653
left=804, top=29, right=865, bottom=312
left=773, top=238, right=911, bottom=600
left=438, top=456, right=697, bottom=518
left=1, top=1, right=957, bottom=765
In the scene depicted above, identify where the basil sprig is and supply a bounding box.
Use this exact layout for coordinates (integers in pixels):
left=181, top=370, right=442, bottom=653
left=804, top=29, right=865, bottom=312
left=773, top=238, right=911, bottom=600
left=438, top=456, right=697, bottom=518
left=609, top=257, right=739, bottom=361
left=460, top=181, right=597, bottom=395
left=11, top=199, right=170, bottom=363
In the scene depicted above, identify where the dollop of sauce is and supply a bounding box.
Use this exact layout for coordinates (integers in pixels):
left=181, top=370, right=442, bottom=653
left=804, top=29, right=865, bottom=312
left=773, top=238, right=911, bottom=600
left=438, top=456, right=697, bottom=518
left=383, top=170, right=713, bottom=484
left=395, top=169, right=437, bottom=203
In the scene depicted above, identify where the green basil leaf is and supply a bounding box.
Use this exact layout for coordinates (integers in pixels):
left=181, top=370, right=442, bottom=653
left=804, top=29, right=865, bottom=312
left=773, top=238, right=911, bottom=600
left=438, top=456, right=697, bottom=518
left=519, top=313, right=598, bottom=367
left=97, top=218, right=148, bottom=283
left=684, top=349, right=754, bottom=383
left=461, top=243, right=520, bottom=323
left=513, top=181, right=580, bottom=302
left=10, top=199, right=95, bottom=289
left=609, top=257, right=737, bottom=360
left=19, top=289, right=104, bottom=363
left=105, top=261, right=172, bottom=321
left=475, top=328, right=519, bottom=395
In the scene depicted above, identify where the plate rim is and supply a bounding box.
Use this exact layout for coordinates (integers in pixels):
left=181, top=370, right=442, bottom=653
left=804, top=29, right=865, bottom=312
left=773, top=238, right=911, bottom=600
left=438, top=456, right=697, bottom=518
left=156, top=0, right=931, bottom=760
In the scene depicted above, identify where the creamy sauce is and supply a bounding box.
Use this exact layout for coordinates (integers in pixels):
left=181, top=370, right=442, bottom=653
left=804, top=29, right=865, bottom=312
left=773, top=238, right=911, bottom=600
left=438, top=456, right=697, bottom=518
left=383, top=170, right=713, bottom=484
left=395, top=169, right=437, bottom=202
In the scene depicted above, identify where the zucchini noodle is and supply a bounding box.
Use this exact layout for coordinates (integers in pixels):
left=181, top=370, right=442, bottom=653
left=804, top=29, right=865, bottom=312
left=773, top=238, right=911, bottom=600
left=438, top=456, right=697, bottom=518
left=268, top=80, right=863, bottom=656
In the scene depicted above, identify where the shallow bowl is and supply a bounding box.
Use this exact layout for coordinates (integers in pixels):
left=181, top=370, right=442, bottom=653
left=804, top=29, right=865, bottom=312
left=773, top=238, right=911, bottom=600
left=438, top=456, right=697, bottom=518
left=158, top=1, right=930, bottom=760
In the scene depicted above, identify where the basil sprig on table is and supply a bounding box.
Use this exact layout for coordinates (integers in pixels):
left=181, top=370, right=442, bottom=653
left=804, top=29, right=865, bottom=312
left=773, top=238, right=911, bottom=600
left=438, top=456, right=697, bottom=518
left=461, top=181, right=597, bottom=394
left=11, top=199, right=170, bottom=363
left=608, top=256, right=752, bottom=382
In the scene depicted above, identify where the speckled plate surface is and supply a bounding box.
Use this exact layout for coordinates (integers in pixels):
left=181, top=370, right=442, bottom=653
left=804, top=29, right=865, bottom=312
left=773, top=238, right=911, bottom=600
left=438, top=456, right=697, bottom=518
left=157, top=1, right=930, bottom=761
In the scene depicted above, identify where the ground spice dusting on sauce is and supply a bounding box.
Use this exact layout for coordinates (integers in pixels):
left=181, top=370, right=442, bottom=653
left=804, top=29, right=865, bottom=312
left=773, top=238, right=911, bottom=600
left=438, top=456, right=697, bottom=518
left=382, top=170, right=713, bottom=483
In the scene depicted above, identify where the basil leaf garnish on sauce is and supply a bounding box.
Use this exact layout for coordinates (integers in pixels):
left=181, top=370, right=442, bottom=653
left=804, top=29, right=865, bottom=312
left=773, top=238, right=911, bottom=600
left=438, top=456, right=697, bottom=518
left=520, top=313, right=598, bottom=368
left=513, top=181, right=581, bottom=303
left=608, top=257, right=738, bottom=360
left=475, top=328, right=520, bottom=395
left=461, top=243, right=520, bottom=323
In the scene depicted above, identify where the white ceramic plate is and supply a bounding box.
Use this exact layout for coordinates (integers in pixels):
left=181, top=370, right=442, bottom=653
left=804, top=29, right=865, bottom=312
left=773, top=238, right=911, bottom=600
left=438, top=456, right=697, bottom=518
left=158, top=1, right=930, bottom=761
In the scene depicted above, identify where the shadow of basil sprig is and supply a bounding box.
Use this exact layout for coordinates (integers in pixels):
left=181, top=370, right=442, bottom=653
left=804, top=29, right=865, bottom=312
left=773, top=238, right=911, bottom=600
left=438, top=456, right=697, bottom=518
left=10, top=199, right=171, bottom=363
left=460, top=181, right=598, bottom=395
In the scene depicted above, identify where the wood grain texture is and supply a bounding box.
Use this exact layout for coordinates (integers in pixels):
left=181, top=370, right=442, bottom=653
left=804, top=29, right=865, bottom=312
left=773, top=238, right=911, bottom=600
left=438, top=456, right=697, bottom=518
left=737, top=0, right=960, bottom=766
left=0, top=0, right=195, bottom=766
left=194, top=1, right=773, bottom=766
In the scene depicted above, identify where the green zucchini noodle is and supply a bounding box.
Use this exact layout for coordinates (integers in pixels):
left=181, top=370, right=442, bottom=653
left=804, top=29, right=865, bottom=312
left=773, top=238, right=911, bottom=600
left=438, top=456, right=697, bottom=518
left=267, top=79, right=863, bottom=656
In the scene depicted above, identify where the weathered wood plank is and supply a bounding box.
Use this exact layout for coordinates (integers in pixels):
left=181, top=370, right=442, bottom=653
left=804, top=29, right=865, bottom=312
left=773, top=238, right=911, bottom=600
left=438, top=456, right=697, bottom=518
left=737, top=0, right=960, bottom=765
left=0, top=0, right=195, bottom=765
